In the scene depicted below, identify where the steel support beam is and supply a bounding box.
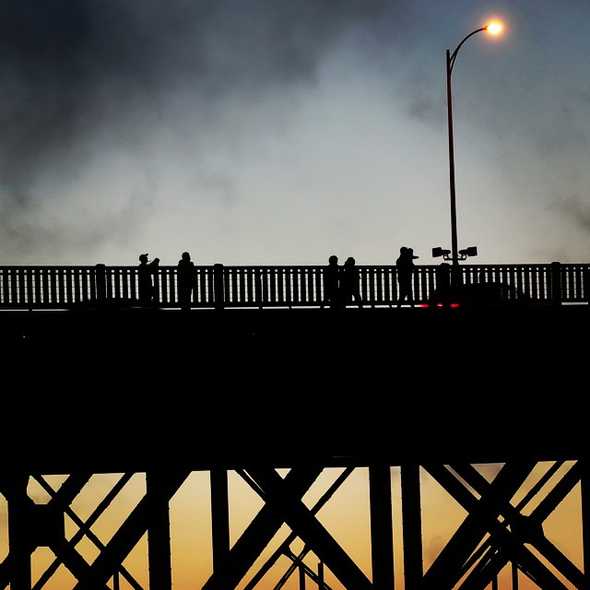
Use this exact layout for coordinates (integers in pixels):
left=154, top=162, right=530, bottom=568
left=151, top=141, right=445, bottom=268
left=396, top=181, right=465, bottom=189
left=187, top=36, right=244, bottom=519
left=423, top=463, right=569, bottom=590
left=31, top=474, right=142, bottom=590
left=512, top=562, right=518, bottom=590
left=203, top=467, right=322, bottom=590
left=245, top=467, right=354, bottom=590
left=210, top=469, right=230, bottom=576
left=369, top=464, right=394, bottom=590
left=72, top=470, right=189, bottom=590
left=401, top=463, right=423, bottom=588
left=581, top=460, right=590, bottom=590
left=299, top=563, right=306, bottom=590
left=6, top=474, right=32, bottom=590
left=247, top=467, right=373, bottom=590
left=146, top=472, right=172, bottom=590
left=422, top=463, right=533, bottom=589
left=452, top=463, right=584, bottom=588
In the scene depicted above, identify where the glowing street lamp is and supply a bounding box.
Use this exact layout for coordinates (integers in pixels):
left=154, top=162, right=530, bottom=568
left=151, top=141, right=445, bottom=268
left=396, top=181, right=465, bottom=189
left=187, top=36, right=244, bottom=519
left=442, top=20, right=505, bottom=269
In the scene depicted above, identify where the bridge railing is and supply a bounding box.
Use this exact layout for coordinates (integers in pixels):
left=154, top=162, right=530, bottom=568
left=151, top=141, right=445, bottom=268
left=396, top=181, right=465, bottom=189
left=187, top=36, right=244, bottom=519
left=0, top=263, right=588, bottom=309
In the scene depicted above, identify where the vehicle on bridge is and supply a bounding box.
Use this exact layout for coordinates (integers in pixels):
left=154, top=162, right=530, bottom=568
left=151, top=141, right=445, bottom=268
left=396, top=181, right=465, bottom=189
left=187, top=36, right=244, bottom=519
left=423, top=281, right=534, bottom=310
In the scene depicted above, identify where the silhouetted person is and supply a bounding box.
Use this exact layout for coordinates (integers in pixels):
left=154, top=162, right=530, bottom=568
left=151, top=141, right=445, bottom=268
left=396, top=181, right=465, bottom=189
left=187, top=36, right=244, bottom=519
left=396, top=247, right=418, bottom=307
left=323, top=255, right=340, bottom=309
left=340, top=257, right=362, bottom=308
left=178, top=251, right=196, bottom=311
left=138, top=253, right=160, bottom=306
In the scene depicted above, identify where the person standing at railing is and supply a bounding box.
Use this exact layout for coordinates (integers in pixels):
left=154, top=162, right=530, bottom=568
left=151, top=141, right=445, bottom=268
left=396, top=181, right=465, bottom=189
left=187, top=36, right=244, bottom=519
left=323, top=255, right=340, bottom=309
left=340, top=257, right=362, bottom=308
left=177, top=251, right=196, bottom=311
left=138, top=253, right=160, bottom=307
left=396, top=247, right=418, bottom=308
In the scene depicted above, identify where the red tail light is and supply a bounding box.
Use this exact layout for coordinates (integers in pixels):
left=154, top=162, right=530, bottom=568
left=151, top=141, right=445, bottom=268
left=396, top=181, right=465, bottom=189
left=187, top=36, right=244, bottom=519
left=436, top=303, right=444, bottom=308
left=418, top=303, right=430, bottom=309
left=450, top=303, right=461, bottom=309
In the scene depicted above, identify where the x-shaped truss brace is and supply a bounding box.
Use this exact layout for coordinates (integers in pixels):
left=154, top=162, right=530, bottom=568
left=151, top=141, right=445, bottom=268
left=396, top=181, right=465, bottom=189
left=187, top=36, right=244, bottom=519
left=203, top=465, right=374, bottom=590
left=421, top=461, right=583, bottom=590
left=1, top=470, right=189, bottom=590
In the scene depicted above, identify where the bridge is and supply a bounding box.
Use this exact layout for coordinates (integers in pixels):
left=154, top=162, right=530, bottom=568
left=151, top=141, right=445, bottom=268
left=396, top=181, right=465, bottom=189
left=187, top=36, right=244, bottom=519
left=1, top=262, right=588, bottom=590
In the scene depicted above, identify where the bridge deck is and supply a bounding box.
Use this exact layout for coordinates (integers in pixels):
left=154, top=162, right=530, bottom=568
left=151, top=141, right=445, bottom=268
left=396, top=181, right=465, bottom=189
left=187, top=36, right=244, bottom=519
left=2, top=306, right=585, bottom=472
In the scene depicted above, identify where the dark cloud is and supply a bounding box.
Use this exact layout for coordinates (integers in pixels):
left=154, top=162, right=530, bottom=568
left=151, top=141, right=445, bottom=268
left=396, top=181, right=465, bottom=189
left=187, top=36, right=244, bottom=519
left=0, top=1, right=391, bottom=259
left=0, top=0, right=388, bottom=185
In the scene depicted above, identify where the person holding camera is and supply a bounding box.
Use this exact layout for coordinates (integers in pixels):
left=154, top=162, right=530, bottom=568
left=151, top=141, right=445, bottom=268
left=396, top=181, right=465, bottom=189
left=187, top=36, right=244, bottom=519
left=138, top=253, right=160, bottom=306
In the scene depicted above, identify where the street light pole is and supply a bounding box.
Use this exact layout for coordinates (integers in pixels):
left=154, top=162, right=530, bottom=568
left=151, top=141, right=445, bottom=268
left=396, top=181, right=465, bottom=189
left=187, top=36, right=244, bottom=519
left=446, top=48, right=459, bottom=268
left=444, top=22, right=503, bottom=269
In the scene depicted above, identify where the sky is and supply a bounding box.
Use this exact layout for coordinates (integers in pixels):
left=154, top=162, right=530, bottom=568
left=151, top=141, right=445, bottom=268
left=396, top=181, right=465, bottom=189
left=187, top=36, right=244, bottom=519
left=2, top=1, right=590, bottom=265
left=0, top=2, right=587, bottom=589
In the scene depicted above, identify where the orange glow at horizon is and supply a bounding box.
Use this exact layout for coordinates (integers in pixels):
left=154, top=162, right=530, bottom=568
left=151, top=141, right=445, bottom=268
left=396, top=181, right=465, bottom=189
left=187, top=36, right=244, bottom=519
left=0, top=465, right=583, bottom=590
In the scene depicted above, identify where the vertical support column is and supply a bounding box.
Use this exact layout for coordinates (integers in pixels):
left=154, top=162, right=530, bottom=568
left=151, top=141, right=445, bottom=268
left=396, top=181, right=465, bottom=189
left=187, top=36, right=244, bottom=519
left=5, top=474, right=32, bottom=590
left=492, top=574, right=499, bottom=590
left=511, top=562, right=519, bottom=589
left=401, top=464, right=423, bottom=589
left=369, top=465, right=395, bottom=590
left=317, top=561, right=325, bottom=590
left=551, top=262, right=562, bottom=307
left=146, top=471, right=172, bottom=590
left=299, top=563, right=306, bottom=590
left=582, top=460, right=590, bottom=590
left=210, top=469, right=230, bottom=576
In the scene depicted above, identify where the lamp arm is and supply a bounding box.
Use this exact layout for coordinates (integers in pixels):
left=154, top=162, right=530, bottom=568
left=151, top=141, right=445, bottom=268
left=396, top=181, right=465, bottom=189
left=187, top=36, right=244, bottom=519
left=449, top=27, right=486, bottom=73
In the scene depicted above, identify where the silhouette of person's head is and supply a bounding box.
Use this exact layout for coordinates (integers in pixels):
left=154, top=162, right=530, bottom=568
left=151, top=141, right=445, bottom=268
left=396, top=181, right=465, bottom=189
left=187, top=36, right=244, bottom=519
left=400, top=247, right=408, bottom=256
left=182, top=251, right=191, bottom=262
left=345, top=257, right=355, bottom=267
left=328, top=255, right=338, bottom=266
left=139, top=253, right=148, bottom=264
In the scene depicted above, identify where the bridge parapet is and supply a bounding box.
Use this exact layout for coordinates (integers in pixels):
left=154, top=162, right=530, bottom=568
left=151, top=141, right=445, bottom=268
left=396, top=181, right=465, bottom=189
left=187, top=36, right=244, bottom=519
left=0, top=262, right=588, bottom=309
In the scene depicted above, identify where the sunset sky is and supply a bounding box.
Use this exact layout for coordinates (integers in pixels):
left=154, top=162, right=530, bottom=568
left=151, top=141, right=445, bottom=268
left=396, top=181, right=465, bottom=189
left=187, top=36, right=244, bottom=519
left=0, top=1, right=587, bottom=589
left=0, top=464, right=583, bottom=589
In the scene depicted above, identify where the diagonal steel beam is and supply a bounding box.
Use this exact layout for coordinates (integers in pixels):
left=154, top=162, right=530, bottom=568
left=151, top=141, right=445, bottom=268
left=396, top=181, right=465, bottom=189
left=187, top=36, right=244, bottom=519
left=0, top=474, right=92, bottom=590
left=459, top=462, right=581, bottom=589
left=281, top=549, right=335, bottom=590
left=457, top=462, right=583, bottom=590
left=247, top=467, right=373, bottom=590
left=31, top=474, right=142, bottom=590
left=245, top=467, right=355, bottom=590
left=71, top=470, right=189, bottom=590
left=424, top=464, right=568, bottom=590
left=422, top=462, right=533, bottom=589
left=534, top=462, right=581, bottom=522
left=452, top=464, right=584, bottom=588
left=203, top=466, right=322, bottom=590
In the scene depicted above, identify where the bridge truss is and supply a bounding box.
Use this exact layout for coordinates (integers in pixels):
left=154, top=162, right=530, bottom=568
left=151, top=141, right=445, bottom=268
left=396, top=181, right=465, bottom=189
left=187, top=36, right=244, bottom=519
left=1, top=459, right=588, bottom=590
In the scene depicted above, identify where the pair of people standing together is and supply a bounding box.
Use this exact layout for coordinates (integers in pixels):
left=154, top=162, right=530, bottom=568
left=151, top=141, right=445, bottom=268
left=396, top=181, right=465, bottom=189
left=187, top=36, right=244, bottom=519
left=324, top=256, right=362, bottom=309
left=138, top=252, right=196, bottom=310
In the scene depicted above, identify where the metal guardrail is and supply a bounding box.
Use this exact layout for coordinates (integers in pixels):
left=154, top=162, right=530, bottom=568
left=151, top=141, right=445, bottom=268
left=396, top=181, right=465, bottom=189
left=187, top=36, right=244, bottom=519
left=0, top=263, right=588, bottom=309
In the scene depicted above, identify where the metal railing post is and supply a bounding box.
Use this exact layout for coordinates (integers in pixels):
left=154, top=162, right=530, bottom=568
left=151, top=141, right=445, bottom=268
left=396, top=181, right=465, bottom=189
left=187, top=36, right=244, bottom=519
left=95, top=264, right=107, bottom=304
left=551, top=262, right=562, bottom=307
left=213, top=264, right=225, bottom=311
